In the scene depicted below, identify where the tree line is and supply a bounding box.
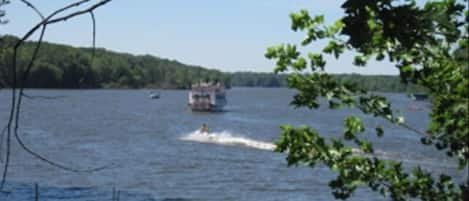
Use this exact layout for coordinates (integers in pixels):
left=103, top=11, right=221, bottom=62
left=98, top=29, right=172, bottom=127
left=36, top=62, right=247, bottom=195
left=0, top=35, right=229, bottom=89
left=230, top=72, right=425, bottom=92
left=1, top=35, right=423, bottom=92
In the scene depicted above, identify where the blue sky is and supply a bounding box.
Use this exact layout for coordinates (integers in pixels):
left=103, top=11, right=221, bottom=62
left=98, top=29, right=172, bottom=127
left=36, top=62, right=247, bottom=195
left=2, top=0, right=398, bottom=74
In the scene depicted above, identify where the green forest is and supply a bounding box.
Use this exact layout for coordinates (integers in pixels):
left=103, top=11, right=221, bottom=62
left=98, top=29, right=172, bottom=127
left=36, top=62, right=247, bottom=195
left=0, top=35, right=229, bottom=89
left=1, top=35, right=423, bottom=92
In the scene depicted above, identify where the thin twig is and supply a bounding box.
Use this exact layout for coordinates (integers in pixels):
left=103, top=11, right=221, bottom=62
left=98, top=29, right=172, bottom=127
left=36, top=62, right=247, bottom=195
left=358, top=93, right=430, bottom=137
left=0, top=0, right=112, bottom=190
left=34, top=183, right=38, bottom=201
left=13, top=0, right=110, bottom=171
left=90, top=11, right=96, bottom=65
left=14, top=132, right=109, bottom=172
left=398, top=122, right=429, bottom=136
left=0, top=24, right=18, bottom=190
left=0, top=2, right=47, bottom=189
left=19, top=0, right=44, bottom=20
left=19, top=24, right=47, bottom=86
left=0, top=125, right=6, bottom=163
left=21, top=92, right=66, bottom=100
left=46, top=0, right=111, bottom=25
left=16, top=0, right=92, bottom=45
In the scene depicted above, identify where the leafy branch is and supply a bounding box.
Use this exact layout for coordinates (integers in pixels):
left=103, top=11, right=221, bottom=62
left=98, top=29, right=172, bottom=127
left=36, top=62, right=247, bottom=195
left=267, top=0, right=468, bottom=200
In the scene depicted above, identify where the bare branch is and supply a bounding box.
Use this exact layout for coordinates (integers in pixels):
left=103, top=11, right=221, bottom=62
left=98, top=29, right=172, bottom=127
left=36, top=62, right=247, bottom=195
left=34, top=183, right=38, bottom=201
left=398, top=122, right=429, bottom=136
left=46, top=0, right=111, bottom=25
left=90, top=11, right=96, bottom=64
left=21, top=92, right=66, bottom=100
left=358, top=93, right=431, bottom=137
left=1, top=26, right=19, bottom=190
left=20, top=24, right=46, bottom=87
left=13, top=131, right=110, bottom=172
left=0, top=0, right=113, bottom=190
left=16, top=0, right=92, bottom=45
left=19, top=0, right=44, bottom=20
left=0, top=125, right=6, bottom=163
left=15, top=0, right=111, bottom=172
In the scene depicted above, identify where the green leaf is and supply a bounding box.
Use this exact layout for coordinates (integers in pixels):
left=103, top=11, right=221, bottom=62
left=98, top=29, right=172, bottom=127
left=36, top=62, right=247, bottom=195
left=353, top=55, right=367, bottom=66
left=265, top=1, right=468, bottom=200
left=375, top=126, right=384, bottom=137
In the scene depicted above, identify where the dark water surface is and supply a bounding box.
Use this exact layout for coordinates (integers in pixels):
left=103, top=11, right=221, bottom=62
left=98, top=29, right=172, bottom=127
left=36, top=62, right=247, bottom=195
left=0, top=88, right=461, bottom=201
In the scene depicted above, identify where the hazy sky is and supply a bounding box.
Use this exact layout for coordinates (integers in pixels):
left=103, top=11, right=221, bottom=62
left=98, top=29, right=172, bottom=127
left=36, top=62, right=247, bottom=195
left=2, top=0, right=399, bottom=74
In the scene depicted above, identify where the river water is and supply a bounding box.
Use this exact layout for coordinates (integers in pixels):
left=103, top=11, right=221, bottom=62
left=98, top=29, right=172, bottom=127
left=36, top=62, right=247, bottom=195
left=0, top=88, right=462, bottom=201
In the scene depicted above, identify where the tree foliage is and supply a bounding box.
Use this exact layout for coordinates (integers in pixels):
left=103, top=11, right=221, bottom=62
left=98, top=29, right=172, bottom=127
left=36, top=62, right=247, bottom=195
left=266, top=0, right=468, bottom=200
left=0, top=35, right=230, bottom=89
left=229, top=72, right=288, bottom=87
left=0, top=0, right=8, bottom=24
left=1, top=35, right=428, bottom=91
left=230, top=72, right=426, bottom=92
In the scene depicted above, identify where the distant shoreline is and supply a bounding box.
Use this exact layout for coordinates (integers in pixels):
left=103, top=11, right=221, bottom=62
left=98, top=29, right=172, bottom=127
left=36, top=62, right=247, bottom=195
left=1, top=35, right=424, bottom=93
left=0, top=87, right=423, bottom=94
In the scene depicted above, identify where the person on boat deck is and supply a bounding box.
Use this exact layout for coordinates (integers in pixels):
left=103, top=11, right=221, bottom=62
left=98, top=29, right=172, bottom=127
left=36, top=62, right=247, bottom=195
left=200, top=124, right=209, bottom=134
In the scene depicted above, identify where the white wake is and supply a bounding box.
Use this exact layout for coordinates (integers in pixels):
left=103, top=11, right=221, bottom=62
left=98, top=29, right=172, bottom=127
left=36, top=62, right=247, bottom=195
left=179, top=130, right=455, bottom=168
left=180, top=130, right=276, bottom=151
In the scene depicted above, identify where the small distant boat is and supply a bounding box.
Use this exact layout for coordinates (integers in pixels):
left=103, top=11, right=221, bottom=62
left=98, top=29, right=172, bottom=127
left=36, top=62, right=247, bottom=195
left=188, top=81, right=227, bottom=112
left=149, top=91, right=160, bottom=99
left=411, top=93, right=428, bottom=101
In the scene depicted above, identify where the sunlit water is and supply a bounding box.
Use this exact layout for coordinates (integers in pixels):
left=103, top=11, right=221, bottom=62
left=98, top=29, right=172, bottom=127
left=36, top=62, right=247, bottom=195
left=0, top=88, right=463, bottom=201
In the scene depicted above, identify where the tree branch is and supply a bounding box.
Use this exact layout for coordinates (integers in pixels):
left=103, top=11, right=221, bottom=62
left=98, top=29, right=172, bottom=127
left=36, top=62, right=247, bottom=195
left=16, top=0, right=92, bottom=46
left=90, top=10, right=96, bottom=64
left=0, top=0, right=112, bottom=190
left=19, top=0, right=44, bottom=20
left=0, top=125, right=6, bottom=163
left=46, top=0, right=110, bottom=25
left=20, top=92, right=66, bottom=100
